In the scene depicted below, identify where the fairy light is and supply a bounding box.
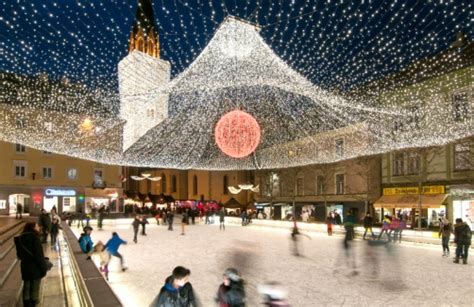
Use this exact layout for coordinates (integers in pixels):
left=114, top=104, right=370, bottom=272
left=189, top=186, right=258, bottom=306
left=0, top=1, right=472, bottom=170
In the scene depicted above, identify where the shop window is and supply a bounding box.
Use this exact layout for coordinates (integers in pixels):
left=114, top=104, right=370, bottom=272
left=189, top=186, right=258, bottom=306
left=223, top=175, right=228, bottom=194
left=454, top=142, right=472, bottom=171
left=335, top=139, right=344, bottom=158
left=316, top=175, right=325, bottom=195
left=335, top=174, right=344, bottom=195
left=13, top=161, right=27, bottom=178
left=407, top=152, right=420, bottom=175
left=15, top=143, right=26, bottom=153
left=68, top=168, right=77, bottom=180
left=393, top=152, right=405, bottom=176
left=161, top=173, right=167, bottom=193
left=171, top=175, right=177, bottom=193
left=42, top=167, right=53, bottom=179
left=93, top=169, right=105, bottom=187
left=193, top=175, right=198, bottom=196
left=452, top=91, right=470, bottom=121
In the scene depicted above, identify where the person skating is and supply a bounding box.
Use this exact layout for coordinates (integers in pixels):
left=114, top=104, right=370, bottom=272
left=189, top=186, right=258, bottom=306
left=438, top=219, right=453, bottom=257
left=78, top=226, right=94, bottom=259
left=167, top=210, right=174, bottom=231
left=150, top=266, right=197, bottom=307
left=16, top=203, right=22, bottom=219
left=205, top=210, right=211, bottom=224
left=50, top=216, right=62, bottom=246
left=37, top=209, right=52, bottom=244
left=181, top=209, right=189, bottom=235
left=97, top=205, right=105, bottom=230
left=105, top=232, right=128, bottom=271
left=325, top=213, right=333, bottom=236
left=216, top=268, right=246, bottom=307
left=219, top=207, right=226, bottom=231
left=93, top=241, right=111, bottom=281
left=132, top=215, right=141, bottom=243
left=14, top=222, right=49, bottom=307
left=258, top=282, right=290, bottom=307
left=141, top=215, right=149, bottom=235
left=453, top=218, right=472, bottom=264
left=362, top=213, right=375, bottom=240
left=378, top=215, right=391, bottom=240
left=343, top=211, right=356, bottom=248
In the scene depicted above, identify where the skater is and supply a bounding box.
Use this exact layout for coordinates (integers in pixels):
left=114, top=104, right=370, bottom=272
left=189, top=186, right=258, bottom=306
left=167, top=210, right=174, bottom=231
left=50, top=216, right=62, bottom=246
left=150, top=266, right=197, bottom=307
left=388, top=217, right=401, bottom=243
left=216, top=268, right=246, bottom=307
left=343, top=210, right=356, bottom=247
left=453, top=218, right=472, bottom=264
left=14, top=222, right=49, bottom=307
left=76, top=208, right=85, bottom=229
left=219, top=207, right=226, bottom=231
left=105, top=232, right=128, bottom=271
left=378, top=215, right=391, bottom=240
left=190, top=208, right=196, bottom=225
left=362, top=213, right=375, bottom=240
left=181, top=209, right=189, bottom=235
left=132, top=216, right=140, bottom=243
left=16, top=203, right=22, bottom=219
left=240, top=211, right=247, bottom=226
left=78, top=226, right=94, bottom=259
left=93, top=241, right=111, bottom=281
left=438, top=219, right=453, bottom=257
left=258, top=282, right=290, bottom=307
left=141, top=215, right=149, bottom=235
left=205, top=209, right=211, bottom=224
left=290, top=223, right=311, bottom=257
left=326, top=213, right=333, bottom=236
left=97, top=205, right=105, bottom=230
left=37, top=209, right=51, bottom=244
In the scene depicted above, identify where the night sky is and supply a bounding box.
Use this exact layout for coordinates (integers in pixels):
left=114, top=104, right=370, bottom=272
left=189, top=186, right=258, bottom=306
left=0, top=0, right=472, bottom=91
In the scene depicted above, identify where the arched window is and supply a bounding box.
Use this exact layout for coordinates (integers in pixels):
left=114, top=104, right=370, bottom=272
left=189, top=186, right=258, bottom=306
left=193, top=175, right=198, bottom=196
left=223, top=175, right=228, bottom=194
left=136, top=38, right=144, bottom=51
left=171, top=175, right=177, bottom=193
left=161, top=173, right=166, bottom=193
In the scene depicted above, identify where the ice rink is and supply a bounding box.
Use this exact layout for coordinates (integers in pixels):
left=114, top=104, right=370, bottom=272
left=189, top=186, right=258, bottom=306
left=72, top=220, right=473, bottom=307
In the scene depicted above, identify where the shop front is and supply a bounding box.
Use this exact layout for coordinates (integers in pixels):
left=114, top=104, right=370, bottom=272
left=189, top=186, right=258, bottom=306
left=84, top=188, right=123, bottom=214
left=450, top=185, right=474, bottom=229
left=0, top=186, right=34, bottom=216
left=43, top=188, right=80, bottom=214
left=374, top=185, right=448, bottom=228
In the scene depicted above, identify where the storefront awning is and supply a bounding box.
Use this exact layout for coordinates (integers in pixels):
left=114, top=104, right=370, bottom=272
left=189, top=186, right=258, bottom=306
left=84, top=188, right=123, bottom=198
left=374, top=194, right=448, bottom=209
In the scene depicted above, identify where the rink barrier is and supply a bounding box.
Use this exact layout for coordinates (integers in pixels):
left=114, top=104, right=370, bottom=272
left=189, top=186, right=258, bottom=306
left=61, top=222, right=123, bottom=307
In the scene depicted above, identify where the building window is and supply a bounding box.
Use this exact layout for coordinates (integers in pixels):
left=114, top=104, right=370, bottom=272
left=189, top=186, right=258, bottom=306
left=296, top=177, right=304, bottom=196
left=13, top=161, right=27, bottom=178
left=15, top=143, right=26, bottom=153
left=68, top=168, right=77, bottom=180
left=454, top=142, right=472, bottom=171
left=407, top=152, right=420, bottom=175
left=193, top=175, right=198, bottom=196
left=335, top=139, right=344, bottom=158
left=335, top=174, right=345, bottom=195
left=93, top=169, right=105, bottom=187
left=316, top=175, right=325, bottom=195
left=452, top=91, right=470, bottom=121
left=393, top=152, right=405, bottom=176
left=171, top=175, right=177, bottom=193
left=42, top=167, right=53, bottom=179
left=223, top=175, right=228, bottom=195
left=161, top=173, right=167, bottom=193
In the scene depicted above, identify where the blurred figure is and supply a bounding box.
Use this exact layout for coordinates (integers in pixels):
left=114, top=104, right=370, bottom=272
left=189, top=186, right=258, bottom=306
left=132, top=215, right=140, bottom=243
left=181, top=209, right=189, bottom=235
left=97, top=205, right=105, bottom=230
left=216, top=268, right=246, bottom=307
left=453, top=218, right=472, bottom=264
left=343, top=211, right=356, bottom=248
left=37, top=209, right=51, bottom=244
left=150, top=266, right=197, bottom=307
left=362, top=213, right=375, bottom=240
left=258, top=282, right=290, bottom=307
left=93, top=241, right=111, bottom=281
left=141, top=215, right=149, bottom=235
left=290, top=222, right=310, bottom=257
left=240, top=210, right=247, bottom=226
left=378, top=215, right=391, bottom=240
left=50, top=216, right=62, bottom=246
left=16, top=203, right=23, bottom=219
left=105, top=232, right=127, bottom=271
left=438, top=218, right=453, bottom=257
left=78, top=226, right=94, bottom=259
left=325, top=213, right=333, bottom=236
left=388, top=217, right=400, bottom=243
left=167, top=210, right=174, bottom=231
left=219, top=207, right=226, bottom=231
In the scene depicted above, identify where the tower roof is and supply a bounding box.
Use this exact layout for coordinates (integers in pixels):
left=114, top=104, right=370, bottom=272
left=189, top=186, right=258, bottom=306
left=132, top=0, right=157, bottom=37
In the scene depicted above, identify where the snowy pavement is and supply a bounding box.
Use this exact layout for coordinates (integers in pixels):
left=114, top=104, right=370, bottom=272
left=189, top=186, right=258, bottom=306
left=71, top=220, right=473, bottom=307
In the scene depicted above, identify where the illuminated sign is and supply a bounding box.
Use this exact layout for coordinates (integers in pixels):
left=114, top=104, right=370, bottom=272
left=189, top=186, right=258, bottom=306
left=383, top=185, right=445, bottom=196
left=45, top=189, right=76, bottom=197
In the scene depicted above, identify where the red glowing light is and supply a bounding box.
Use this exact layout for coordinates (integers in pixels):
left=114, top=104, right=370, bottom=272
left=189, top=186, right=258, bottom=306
left=214, top=110, right=261, bottom=158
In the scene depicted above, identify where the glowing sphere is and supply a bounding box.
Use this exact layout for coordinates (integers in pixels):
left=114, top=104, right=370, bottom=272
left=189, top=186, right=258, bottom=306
left=215, top=110, right=261, bottom=158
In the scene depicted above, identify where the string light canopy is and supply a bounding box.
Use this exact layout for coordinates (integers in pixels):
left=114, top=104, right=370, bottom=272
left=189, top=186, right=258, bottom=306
left=0, top=1, right=472, bottom=170
left=228, top=184, right=260, bottom=195
left=130, top=173, right=162, bottom=181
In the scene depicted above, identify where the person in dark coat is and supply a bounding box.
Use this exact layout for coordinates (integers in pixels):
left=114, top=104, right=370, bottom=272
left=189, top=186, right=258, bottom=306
left=16, top=203, right=23, bottom=219
left=453, top=218, right=472, bottom=264
left=132, top=215, right=141, bottom=243
left=362, top=213, right=375, bottom=240
left=167, top=210, right=174, bottom=231
left=181, top=209, right=189, bottom=235
left=216, top=268, right=246, bottom=307
left=14, top=222, right=48, bottom=307
left=141, top=215, right=149, bottom=235
left=37, top=209, right=52, bottom=243
left=50, top=216, right=62, bottom=246
left=150, top=266, right=197, bottom=307
left=219, top=208, right=226, bottom=231
left=97, top=205, right=105, bottom=230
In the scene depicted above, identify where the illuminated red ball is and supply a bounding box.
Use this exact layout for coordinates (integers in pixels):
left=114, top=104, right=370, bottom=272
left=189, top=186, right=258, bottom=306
left=215, top=110, right=261, bottom=158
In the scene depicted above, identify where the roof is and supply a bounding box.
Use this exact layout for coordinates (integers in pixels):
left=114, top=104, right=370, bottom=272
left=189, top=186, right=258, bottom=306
left=132, top=0, right=157, bottom=37
left=223, top=197, right=243, bottom=209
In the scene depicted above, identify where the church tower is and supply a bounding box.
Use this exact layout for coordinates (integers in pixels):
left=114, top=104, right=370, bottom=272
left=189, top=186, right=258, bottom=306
left=118, top=0, right=170, bottom=152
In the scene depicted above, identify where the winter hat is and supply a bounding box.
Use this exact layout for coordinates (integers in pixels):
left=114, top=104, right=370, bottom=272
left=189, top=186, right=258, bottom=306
left=224, top=268, right=241, bottom=282
left=83, top=226, right=93, bottom=232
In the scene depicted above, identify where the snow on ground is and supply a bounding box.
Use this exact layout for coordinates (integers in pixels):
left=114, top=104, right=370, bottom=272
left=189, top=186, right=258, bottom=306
left=71, top=220, right=474, bottom=307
